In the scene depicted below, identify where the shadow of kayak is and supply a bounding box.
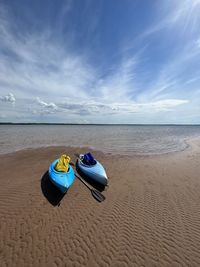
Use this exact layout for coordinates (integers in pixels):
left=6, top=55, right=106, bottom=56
left=41, top=171, right=66, bottom=206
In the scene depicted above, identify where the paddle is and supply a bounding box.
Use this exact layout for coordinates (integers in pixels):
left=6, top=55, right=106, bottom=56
left=75, top=173, right=106, bottom=202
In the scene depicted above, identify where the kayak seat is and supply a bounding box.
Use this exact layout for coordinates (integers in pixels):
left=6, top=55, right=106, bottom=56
left=83, top=152, right=96, bottom=166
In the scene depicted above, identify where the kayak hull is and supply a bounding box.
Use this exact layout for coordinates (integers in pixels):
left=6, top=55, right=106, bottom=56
left=77, top=159, right=108, bottom=186
left=48, top=159, right=75, bottom=193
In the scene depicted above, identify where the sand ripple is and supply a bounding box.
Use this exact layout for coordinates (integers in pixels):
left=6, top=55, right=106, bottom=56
left=1, top=145, right=200, bottom=266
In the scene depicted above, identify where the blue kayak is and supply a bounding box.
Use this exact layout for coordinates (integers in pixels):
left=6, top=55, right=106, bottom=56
left=77, top=154, right=108, bottom=186
left=48, top=159, right=75, bottom=193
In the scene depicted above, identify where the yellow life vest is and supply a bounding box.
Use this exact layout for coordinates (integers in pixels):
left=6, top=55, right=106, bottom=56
left=55, top=154, right=70, bottom=172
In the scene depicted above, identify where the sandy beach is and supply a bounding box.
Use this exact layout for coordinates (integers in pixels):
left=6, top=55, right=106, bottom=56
left=1, top=139, right=200, bottom=266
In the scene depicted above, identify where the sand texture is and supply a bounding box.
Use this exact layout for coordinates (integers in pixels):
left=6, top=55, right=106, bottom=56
left=1, top=140, right=200, bottom=266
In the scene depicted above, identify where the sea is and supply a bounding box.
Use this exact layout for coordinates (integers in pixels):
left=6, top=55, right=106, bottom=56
left=1, top=125, right=200, bottom=156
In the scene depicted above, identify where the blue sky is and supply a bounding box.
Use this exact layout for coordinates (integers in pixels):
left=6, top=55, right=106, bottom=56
left=0, top=0, right=200, bottom=123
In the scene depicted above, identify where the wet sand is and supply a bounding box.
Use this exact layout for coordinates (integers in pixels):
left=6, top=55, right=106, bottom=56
left=1, top=139, right=200, bottom=266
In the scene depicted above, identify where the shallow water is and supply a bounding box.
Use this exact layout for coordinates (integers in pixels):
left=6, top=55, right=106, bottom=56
left=1, top=125, right=200, bottom=155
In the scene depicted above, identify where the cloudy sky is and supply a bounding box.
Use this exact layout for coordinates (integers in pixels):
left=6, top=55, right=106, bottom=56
left=0, top=0, right=200, bottom=123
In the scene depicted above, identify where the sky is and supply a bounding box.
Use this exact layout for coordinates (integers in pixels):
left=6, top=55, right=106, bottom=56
left=0, top=0, right=200, bottom=124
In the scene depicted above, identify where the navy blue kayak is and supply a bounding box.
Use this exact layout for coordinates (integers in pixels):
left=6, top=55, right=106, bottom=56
left=48, top=159, right=75, bottom=193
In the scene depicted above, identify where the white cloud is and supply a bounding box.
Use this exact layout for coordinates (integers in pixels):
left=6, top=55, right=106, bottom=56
left=58, top=98, right=188, bottom=115
left=0, top=4, right=96, bottom=100
left=0, top=93, right=16, bottom=103
left=36, top=97, right=57, bottom=110
left=110, top=99, right=188, bottom=113
left=0, top=5, right=141, bottom=119
left=142, top=0, right=200, bottom=37
left=97, top=56, right=138, bottom=102
left=0, top=2, right=198, bottom=123
left=35, top=97, right=58, bottom=114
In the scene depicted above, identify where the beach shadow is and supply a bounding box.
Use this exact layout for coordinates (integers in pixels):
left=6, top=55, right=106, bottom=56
left=75, top=162, right=106, bottom=192
left=41, top=171, right=66, bottom=206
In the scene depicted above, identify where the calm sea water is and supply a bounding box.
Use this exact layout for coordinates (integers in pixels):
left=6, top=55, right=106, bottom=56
left=1, top=125, right=200, bottom=156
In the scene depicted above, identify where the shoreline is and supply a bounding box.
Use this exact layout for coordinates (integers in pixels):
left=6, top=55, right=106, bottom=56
left=1, top=135, right=199, bottom=159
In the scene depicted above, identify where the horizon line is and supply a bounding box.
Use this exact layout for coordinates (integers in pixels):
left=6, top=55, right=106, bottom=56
left=0, top=122, right=200, bottom=126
